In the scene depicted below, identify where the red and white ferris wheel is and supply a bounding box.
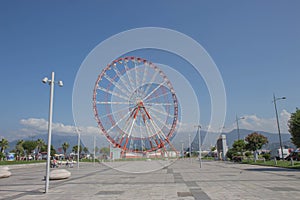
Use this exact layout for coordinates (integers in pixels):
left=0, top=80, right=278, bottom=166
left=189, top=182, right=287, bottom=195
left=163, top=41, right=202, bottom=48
left=93, top=57, right=178, bottom=154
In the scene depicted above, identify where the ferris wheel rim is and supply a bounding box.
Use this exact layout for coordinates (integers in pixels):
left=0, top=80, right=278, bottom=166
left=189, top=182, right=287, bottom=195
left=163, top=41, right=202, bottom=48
left=93, top=56, right=178, bottom=153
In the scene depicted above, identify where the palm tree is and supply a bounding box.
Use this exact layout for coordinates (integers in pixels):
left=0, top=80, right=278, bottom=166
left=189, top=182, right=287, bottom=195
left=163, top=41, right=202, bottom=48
left=72, top=145, right=82, bottom=154
left=83, top=147, right=89, bottom=155
left=62, top=142, right=70, bottom=159
left=0, top=138, right=9, bottom=153
left=36, top=139, right=45, bottom=154
left=15, top=140, right=24, bottom=160
left=0, top=138, right=9, bottom=161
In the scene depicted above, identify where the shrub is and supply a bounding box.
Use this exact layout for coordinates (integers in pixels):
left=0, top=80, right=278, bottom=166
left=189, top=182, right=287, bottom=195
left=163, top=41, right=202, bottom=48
left=262, top=153, right=271, bottom=160
left=226, top=148, right=235, bottom=160
left=245, top=151, right=252, bottom=158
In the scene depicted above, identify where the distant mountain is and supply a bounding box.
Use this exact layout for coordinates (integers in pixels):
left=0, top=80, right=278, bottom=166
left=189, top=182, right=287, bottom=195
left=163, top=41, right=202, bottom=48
left=170, top=129, right=293, bottom=151
left=6, top=129, right=294, bottom=154
left=224, top=129, right=292, bottom=148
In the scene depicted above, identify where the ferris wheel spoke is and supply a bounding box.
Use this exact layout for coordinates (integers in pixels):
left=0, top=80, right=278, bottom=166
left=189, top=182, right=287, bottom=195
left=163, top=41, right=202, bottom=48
left=144, top=92, right=169, bottom=103
left=112, top=66, right=133, bottom=93
left=144, top=102, right=173, bottom=106
left=124, top=62, right=136, bottom=91
left=105, top=110, right=132, bottom=134
left=97, top=85, right=129, bottom=101
left=149, top=118, right=167, bottom=140
left=141, top=65, right=148, bottom=89
left=143, top=80, right=167, bottom=101
left=134, top=61, right=139, bottom=91
left=97, top=101, right=130, bottom=105
left=98, top=104, right=129, bottom=118
left=144, top=114, right=161, bottom=140
left=149, top=111, right=172, bottom=130
left=148, top=106, right=175, bottom=119
left=143, top=71, right=159, bottom=95
left=103, top=74, right=130, bottom=97
left=144, top=121, right=151, bottom=138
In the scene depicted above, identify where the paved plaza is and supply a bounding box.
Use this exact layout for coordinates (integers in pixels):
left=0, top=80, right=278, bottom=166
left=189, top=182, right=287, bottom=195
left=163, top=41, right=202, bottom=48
left=0, top=159, right=300, bottom=200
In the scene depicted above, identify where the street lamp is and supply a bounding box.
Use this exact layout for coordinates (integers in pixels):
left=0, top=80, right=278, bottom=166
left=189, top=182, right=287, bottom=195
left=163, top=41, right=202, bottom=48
left=93, top=135, right=96, bottom=166
left=42, top=72, right=63, bottom=193
left=75, top=127, right=81, bottom=169
left=189, top=133, right=191, bottom=163
left=273, top=94, right=286, bottom=160
left=195, top=125, right=202, bottom=168
left=236, top=115, right=245, bottom=140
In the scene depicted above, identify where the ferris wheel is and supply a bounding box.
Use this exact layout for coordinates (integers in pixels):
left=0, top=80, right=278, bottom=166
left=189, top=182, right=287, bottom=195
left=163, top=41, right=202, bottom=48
left=93, top=57, right=178, bottom=154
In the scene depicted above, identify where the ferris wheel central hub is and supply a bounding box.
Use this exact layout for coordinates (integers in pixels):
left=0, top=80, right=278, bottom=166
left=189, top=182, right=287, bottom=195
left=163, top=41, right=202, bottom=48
left=136, top=101, right=144, bottom=108
left=130, top=101, right=151, bottom=120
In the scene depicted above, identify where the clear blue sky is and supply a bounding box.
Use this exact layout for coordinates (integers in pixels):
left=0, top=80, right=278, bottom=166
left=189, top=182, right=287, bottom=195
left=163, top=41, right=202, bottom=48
left=1, top=1, right=300, bottom=141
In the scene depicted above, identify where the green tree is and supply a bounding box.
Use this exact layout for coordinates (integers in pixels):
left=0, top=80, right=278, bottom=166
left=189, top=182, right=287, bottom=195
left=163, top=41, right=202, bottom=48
left=40, top=143, right=47, bottom=152
left=15, top=140, right=25, bottom=159
left=210, top=146, right=216, bottom=152
left=83, top=147, right=89, bottom=154
left=226, top=140, right=246, bottom=161
left=0, top=138, right=9, bottom=154
left=245, top=151, right=252, bottom=158
left=245, top=132, right=268, bottom=151
left=288, top=108, right=300, bottom=147
left=100, top=147, right=110, bottom=155
left=62, top=142, right=70, bottom=158
left=226, top=148, right=235, bottom=160
left=232, top=139, right=246, bottom=154
left=22, top=140, right=37, bottom=156
left=50, top=145, right=56, bottom=157
left=72, top=145, right=82, bottom=154
left=0, top=138, right=9, bottom=160
left=36, top=139, right=45, bottom=154
left=245, top=132, right=268, bottom=161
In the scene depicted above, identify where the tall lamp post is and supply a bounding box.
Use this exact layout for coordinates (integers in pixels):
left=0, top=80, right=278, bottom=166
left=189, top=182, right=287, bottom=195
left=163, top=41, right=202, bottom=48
left=93, top=135, right=96, bottom=166
left=236, top=115, right=245, bottom=140
left=195, top=125, right=202, bottom=168
left=273, top=94, right=286, bottom=160
left=189, top=133, right=191, bottom=163
left=42, top=72, right=63, bottom=193
left=75, top=128, right=81, bottom=169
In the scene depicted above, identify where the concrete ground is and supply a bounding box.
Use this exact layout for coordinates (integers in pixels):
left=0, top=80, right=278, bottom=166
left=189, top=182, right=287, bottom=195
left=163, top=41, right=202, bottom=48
left=0, top=159, right=300, bottom=200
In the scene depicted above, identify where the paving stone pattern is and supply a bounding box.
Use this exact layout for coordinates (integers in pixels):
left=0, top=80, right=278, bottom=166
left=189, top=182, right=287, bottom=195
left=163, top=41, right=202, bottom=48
left=0, top=159, right=299, bottom=200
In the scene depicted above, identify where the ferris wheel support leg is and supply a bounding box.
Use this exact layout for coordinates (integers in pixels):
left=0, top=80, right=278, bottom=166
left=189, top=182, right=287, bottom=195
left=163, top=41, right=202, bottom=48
left=165, top=138, right=178, bottom=157
left=121, top=137, right=129, bottom=158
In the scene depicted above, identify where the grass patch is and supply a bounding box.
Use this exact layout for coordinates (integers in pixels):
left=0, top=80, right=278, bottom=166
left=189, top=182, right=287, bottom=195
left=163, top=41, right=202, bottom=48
left=0, top=160, right=46, bottom=165
left=242, top=159, right=300, bottom=169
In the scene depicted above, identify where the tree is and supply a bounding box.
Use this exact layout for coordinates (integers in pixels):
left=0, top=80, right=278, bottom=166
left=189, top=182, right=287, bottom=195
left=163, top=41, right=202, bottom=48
left=83, top=147, right=89, bottom=154
left=245, top=132, right=268, bottom=161
left=36, top=139, right=45, bottom=154
left=50, top=145, right=56, bottom=157
left=15, top=140, right=24, bottom=159
left=288, top=108, right=300, bottom=147
left=226, top=148, right=235, bottom=160
left=232, top=139, right=246, bottom=154
left=22, top=140, right=37, bottom=156
left=226, top=140, right=246, bottom=161
left=62, top=142, right=70, bottom=158
left=72, top=145, right=82, bottom=154
left=0, top=138, right=9, bottom=154
left=245, top=132, right=268, bottom=151
left=210, top=146, right=216, bottom=152
left=100, top=147, right=110, bottom=155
